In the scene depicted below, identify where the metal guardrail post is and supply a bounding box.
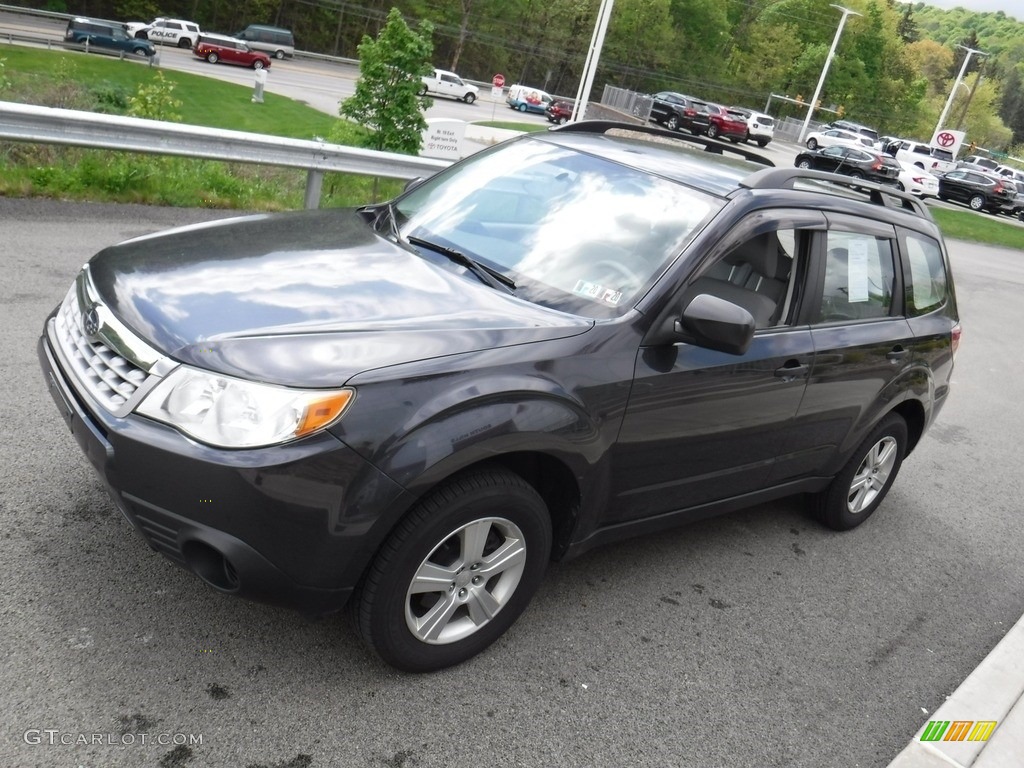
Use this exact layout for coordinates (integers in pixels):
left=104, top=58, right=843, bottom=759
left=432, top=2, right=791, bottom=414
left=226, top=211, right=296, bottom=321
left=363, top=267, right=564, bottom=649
left=304, top=170, right=324, bottom=209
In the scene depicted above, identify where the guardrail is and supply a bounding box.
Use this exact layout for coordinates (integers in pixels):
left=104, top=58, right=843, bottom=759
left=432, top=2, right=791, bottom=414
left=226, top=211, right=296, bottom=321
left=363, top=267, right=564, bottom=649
left=0, top=100, right=450, bottom=208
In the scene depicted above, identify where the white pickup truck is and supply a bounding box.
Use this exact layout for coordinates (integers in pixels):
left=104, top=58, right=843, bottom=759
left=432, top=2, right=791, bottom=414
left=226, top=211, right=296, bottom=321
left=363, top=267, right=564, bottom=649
left=879, top=138, right=956, bottom=175
left=419, top=69, right=479, bottom=104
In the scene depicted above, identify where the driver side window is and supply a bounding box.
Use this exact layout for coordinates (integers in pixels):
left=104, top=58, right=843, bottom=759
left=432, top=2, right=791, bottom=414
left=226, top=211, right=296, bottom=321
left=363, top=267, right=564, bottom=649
left=686, top=228, right=802, bottom=329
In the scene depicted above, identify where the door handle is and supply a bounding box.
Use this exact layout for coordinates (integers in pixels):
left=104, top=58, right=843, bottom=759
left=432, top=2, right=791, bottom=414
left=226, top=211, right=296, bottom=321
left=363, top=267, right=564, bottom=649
left=886, top=347, right=909, bottom=363
left=774, top=361, right=809, bottom=381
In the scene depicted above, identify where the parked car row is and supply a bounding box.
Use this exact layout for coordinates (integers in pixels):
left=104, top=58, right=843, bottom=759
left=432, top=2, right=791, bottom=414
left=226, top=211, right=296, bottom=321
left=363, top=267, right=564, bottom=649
left=645, top=92, right=775, bottom=146
left=64, top=15, right=293, bottom=62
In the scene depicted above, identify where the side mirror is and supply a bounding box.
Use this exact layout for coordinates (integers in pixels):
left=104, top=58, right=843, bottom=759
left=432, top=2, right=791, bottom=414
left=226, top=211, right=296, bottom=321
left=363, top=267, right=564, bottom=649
left=403, top=177, right=424, bottom=193
left=676, top=294, right=755, bottom=355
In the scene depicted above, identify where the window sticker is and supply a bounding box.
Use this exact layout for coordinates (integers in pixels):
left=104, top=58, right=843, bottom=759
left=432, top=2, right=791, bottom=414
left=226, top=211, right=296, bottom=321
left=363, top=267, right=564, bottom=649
left=847, top=239, right=870, bottom=303
left=573, top=280, right=623, bottom=306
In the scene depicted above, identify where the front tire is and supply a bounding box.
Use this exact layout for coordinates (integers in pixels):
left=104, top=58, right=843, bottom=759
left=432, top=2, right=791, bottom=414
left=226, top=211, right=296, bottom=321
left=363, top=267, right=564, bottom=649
left=666, top=115, right=679, bottom=131
left=518, top=103, right=527, bottom=112
left=206, top=52, right=219, bottom=64
left=806, top=138, right=818, bottom=150
left=274, top=50, right=285, bottom=59
left=812, top=413, right=907, bottom=531
left=354, top=469, right=552, bottom=672
left=463, top=92, right=476, bottom=104
left=797, top=159, right=812, bottom=169
left=969, top=194, right=985, bottom=211
left=253, top=60, right=264, bottom=70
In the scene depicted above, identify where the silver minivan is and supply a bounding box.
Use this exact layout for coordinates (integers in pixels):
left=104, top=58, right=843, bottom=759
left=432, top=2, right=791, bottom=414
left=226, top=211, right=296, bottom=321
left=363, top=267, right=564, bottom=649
left=233, top=24, right=294, bottom=59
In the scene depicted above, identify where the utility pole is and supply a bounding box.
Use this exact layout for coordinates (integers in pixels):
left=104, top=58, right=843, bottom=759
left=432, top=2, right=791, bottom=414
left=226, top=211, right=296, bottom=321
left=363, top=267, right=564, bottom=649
left=797, top=5, right=861, bottom=145
left=570, top=0, right=614, bottom=123
left=934, top=45, right=987, bottom=138
left=954, top=59, right=986, bottom=131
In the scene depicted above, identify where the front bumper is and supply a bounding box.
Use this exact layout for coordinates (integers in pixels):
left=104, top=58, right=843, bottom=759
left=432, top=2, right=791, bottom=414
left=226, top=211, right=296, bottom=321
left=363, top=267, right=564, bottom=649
left=38, top=322, right=409, bottom=615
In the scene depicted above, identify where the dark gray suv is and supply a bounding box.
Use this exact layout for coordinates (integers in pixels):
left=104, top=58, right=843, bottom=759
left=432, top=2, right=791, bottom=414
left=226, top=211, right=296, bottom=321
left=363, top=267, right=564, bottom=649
left=39, top=123, right=960, bottom=672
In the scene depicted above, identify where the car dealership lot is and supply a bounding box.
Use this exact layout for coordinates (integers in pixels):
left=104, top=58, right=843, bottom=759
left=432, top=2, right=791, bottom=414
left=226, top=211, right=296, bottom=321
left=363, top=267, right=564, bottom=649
left=1, top=197, right=1023, bottom=767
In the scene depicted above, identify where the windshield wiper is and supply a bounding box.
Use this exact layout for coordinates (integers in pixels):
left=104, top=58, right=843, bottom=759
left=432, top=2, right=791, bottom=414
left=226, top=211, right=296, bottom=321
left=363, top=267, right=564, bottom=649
left=406, top=235, right=516, bottom=294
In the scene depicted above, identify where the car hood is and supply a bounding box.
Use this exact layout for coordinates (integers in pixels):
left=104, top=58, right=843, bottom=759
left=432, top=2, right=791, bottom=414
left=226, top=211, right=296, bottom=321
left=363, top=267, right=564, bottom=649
left=87, top=209, right=593, bottom=387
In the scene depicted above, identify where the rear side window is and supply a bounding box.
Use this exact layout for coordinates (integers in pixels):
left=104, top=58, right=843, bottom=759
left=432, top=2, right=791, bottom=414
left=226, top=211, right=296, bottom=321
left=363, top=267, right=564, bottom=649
left=902, top=233, right=947, bottom=316
left=817, top=231, right=895, bottom=322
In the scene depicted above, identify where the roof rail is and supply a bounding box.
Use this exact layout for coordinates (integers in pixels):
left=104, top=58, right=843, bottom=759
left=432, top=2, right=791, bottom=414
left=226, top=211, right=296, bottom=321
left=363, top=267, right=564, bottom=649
left=739, top=167, right=932, bottom=218
left=552, top=120, right=775, bottom=167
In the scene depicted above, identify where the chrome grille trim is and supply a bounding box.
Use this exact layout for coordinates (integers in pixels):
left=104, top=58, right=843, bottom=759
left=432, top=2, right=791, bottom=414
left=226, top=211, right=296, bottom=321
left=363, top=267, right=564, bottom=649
left=49, top=267, right=173, bottom=418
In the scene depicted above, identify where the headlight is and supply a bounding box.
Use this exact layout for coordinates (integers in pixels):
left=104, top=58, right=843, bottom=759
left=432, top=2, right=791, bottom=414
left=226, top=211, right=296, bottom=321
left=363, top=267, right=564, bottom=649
left=136, top=366, right=354, bottom=448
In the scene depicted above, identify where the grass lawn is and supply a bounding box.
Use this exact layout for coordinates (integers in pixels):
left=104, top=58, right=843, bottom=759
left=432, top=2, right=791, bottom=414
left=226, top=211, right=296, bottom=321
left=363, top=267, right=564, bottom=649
left=0, top=46, right=338, bottom=139
left=476, top=120, right=547, bottom=133
left=930, top=207, right=1024, bottom=250
left=0, top=46, right=400, bottom=209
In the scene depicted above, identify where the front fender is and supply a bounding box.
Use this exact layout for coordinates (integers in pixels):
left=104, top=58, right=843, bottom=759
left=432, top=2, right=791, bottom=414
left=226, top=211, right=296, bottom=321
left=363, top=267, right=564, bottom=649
left=367, top=379, right=605, bottom=494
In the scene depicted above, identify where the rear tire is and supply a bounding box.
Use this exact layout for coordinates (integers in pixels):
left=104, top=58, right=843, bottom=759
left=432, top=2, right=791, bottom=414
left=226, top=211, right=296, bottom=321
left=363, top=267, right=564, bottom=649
left=812, top=413, right=907, bottom=531
left=354, top=468, right=552, bottom=672
left=274, top=50, right=285, bottom=59
left=806, top=138, right=818, bottom=150
left=707, top=123, right=719, bottom=139
left=969, top=194, right=985, bottom=211
left=178, top=38, right=191, bottom=49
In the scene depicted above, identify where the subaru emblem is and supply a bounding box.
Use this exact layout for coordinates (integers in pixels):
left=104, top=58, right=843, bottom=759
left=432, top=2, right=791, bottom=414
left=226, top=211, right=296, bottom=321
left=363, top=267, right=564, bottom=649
left=82, top=308, right=100, bottom=338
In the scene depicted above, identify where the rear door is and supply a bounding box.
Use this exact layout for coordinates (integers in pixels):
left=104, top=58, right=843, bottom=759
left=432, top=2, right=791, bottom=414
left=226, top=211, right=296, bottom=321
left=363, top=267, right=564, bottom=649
left=772, top=214, right=915, bottom=482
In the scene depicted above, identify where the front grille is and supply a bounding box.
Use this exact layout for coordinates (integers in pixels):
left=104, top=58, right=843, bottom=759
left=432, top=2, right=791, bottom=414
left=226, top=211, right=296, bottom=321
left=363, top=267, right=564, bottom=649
left=53, top=288, right=150, bottom=413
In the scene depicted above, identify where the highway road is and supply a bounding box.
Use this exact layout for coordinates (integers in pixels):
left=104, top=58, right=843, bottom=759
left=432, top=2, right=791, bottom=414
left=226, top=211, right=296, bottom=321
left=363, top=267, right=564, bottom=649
left=1, top=198, right=1023, bottom=768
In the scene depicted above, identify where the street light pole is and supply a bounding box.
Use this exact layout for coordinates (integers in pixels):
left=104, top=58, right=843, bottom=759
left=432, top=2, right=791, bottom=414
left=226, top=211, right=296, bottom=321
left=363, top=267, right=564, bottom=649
left=571, top=0, right=614, bottom=123
left=797, top=5, right=861, bottom=145
left=934, top=45, right=986, bottom=138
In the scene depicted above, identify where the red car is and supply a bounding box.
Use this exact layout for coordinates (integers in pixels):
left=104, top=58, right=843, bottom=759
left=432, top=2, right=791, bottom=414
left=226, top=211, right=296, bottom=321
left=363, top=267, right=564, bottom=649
left=545, top=99, right=575, bottom=125
left=704, top=104, right=750, bottom=142
left=193, top=33, right=271, bottom=69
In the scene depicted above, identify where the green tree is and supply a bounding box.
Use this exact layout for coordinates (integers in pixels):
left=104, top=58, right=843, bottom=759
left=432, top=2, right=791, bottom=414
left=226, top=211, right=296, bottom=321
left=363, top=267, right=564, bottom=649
left=339, top=7, right=434, bottom=154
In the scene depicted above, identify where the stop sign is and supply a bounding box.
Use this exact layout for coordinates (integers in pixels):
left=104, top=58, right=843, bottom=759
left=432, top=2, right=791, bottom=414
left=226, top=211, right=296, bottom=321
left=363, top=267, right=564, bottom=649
left=492, top=73, right=505, bottom=88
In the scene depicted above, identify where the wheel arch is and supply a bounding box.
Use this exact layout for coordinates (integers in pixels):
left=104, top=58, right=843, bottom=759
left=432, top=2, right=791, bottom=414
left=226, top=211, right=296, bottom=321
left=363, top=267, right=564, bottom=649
left=891, top=397, right=927, bottom=456
left=348, top=449, right=584, bottom=593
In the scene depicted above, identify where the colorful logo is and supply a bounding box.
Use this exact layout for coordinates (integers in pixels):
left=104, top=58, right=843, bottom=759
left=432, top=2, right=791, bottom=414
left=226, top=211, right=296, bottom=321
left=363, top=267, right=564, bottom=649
left=920, top=720, right=998, bottom=742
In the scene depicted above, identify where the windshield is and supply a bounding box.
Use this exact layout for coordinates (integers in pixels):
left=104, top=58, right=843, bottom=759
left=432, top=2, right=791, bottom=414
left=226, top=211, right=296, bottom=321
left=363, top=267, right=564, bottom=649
left=393, top=138, right=718, bottom=318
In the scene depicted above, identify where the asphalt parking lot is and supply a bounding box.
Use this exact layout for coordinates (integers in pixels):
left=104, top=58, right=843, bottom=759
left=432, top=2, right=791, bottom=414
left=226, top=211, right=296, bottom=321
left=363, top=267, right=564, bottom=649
left=2, top=197, right=1023, bottom=768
